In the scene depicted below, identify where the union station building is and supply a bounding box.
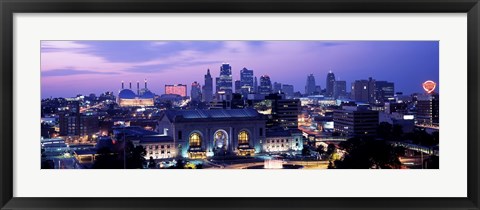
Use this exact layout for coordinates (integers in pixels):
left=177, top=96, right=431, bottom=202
left=156, top=108, right=266, bottom=159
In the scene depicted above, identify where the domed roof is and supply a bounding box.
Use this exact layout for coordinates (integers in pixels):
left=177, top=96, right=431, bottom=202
left=118, top=89, right=136, bottom=99
left=140, top=90, right=155, bottom=99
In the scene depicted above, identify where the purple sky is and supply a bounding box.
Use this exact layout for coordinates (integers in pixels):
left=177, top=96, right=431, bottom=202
left=41, top=41, right=439, bottom=98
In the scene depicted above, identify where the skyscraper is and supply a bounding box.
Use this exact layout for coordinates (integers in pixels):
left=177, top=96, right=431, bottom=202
left=254, top=76, right=258, bottom=93
left=282, top=84, right=294, bottom=99
left=326, top=71, right=336, bottom=97
left=315, top=85, right=322, bottom=95
left=202, top=69, right=213, bottom=103
left=273, top=82, right=282, bottom=93
left=375, top=81, right=395, bottom=103
left=351, top=77, right=376, bottom=104
left=333, top=80, right=347, bottom=99
left=240, top=67, right=254, bottom=95
left=165, top=84, right=187, bottom=97
left=216, top=63, right=233, bottom=95
left=416, top=93, right=439, bottom=127
left=234, top=80, right=242, bottom=94
left=305, top=74, right=316, bottom=96
left=265, top=94, right=301, bottom=130
left=333, top=106, right=379, bottom=137
left=191, top=81, right=202, bottom=102
left=258, top=75, right=273, bottom=94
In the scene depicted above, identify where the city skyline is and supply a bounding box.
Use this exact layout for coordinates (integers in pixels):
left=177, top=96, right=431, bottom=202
left=41, top=41, right=439, bottom=98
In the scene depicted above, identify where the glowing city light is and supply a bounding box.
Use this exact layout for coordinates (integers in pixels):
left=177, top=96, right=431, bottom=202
left=422, top=80, right=436, bottom=94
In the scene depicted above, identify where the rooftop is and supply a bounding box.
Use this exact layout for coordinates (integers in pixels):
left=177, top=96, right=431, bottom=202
left=164, top=108, right=261, bottom=121
left=139, top=135, right=174, bottom=144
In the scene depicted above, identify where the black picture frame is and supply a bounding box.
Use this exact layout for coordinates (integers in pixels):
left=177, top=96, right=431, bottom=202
left=1, top=0, right=479, bottom=209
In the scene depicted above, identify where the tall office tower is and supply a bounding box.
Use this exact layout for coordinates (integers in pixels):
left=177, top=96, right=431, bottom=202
left=273, top=82, right=282, bottom=93
left=351, top=77, right=376, bottom=104
left=375, top=81, right=395, bottom=103
left=416, top=93, right=439, bottom=127
left=258, top=75, right=273, bottom=94
left=333, top=80, right=347, bottom=99
left=165, top=84, right=187, bottom=97
left=202, top=69, right=213, bottom=103
left=59, top=100, right=99, bottom=137
left=191, top=81, right=202, bottom=102
left=240, top=67, right=254, bottom=95
left=315, top=85, right=322, bottom=94
left=216, top=63, right=233, bottom=95
left=234, top=80, right=242, bottom=94
left=254, top=76, right=258, bottom=93
left=282, top=84, right=294, bottom=99
left=333, top=106, right=379, bottom=137
left=305, top=74, right=316, bottom=96
left=326, top=71, right=336, bottom=97
left=265, top=93, right=301, bottom=130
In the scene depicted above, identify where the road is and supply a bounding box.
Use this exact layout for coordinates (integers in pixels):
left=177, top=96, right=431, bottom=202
left=221, top=160, right=329, bottom=169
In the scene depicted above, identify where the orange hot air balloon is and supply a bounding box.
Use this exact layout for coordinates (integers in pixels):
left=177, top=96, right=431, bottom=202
left=422, top=80, right=436, bottom=94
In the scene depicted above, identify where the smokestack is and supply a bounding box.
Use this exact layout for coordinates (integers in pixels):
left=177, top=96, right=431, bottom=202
left=137, top=81, right=140, bottom=95
left=121, top=80, right=124, bottom=89
left=144, top=79, right=147, bottom=89
left=129, top=81, right=132, bottom=89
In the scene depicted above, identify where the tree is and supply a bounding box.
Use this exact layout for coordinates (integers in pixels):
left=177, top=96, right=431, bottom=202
left=404, top=129, right=436, bottom=146
left=148, top=156, right=156, bottom=169
left=93, top=147, right=123, bottom=169
left=424, top=155, right=439, bottom=169
left=170, top=158, right=186, bottom=169
left=40, top=148, right=55, bottom=169
left=335, top=137, right=402, bottom=169
left=326, top=143, right=336, bottom=155
left=392, top=124, right=404, bottom=140
left=125, top=140, right=146, bottom=169
left=316, top=145, right=325, bottom=157
left=301, top=147, right=311, bottom=157
left=377, top=122, right=393, bottom=140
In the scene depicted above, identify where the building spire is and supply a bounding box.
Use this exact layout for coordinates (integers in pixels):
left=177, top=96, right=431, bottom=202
left=121, top=80, right=124, bottom=89
left=137, top=81, right=140, bottom=95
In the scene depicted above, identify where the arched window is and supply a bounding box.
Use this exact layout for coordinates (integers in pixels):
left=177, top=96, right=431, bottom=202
left=238, top=131, right=249, bottom=144
left=189, top=132, right=201, bottom=147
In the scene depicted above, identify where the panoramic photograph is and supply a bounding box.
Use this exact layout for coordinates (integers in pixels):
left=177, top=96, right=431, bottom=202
left=40, top=40, right=439, bottom=169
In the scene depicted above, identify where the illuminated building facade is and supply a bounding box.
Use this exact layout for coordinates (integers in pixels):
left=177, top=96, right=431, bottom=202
left=191, top=81, right=202, bottom=102
left=416, top=81, right=439, bottom=127
left=165, top=84, right=187, bottom=97
left=282, top=84, right=294, bottom=99
left=333, top=80, right=347, bottom=99
left=258, top=75, right=272, bottom=95
left=264, top=129, right=303, bottom=153
left=305, top=74, right=316, bottom=96
left=156, top=108, right=266, bottom=159
left=264, top=93, right=301, bottom=130
left=216, top=63, right=233, bottom=94
left=375, top=81, right=395, bottom=103
left=351, top=77, right=376, bottom=104
left=240, top=67, right=254, bottom=97
left=202, top=69, right=213, bottom=103
left=59, top=100, right=99, bottom=138
left=416, top=93, right=439, bottom=127
left=117, top=81, right=155, bottom=107
left=326, top=71, right=336, bottom=97
left=333, top=106, right=379, bottom=137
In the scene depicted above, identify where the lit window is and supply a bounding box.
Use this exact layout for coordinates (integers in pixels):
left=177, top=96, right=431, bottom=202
left=238, top=131, right=249, bottom=144
left=189, top=132, right=201, bottom=147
